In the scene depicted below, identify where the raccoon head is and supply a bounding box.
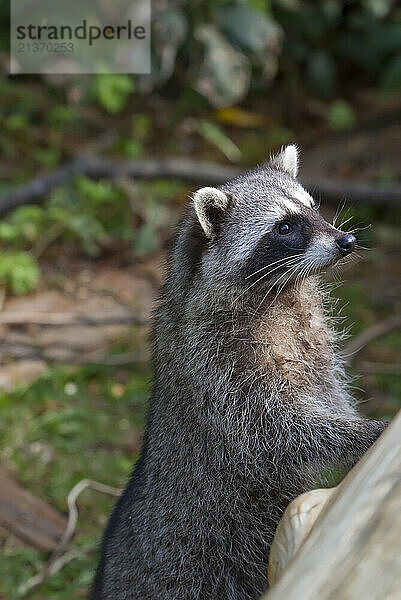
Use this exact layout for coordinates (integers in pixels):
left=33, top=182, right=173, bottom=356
left=192, top=145, right=356, bottom=296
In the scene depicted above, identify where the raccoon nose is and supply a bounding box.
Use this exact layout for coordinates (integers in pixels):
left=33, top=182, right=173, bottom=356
left=336, top=233, right=356, bottom=256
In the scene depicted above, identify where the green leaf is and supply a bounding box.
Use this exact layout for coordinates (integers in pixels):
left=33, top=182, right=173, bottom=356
left=0, top=252, right=40, bottom=295
left=47, top=104, right=76, bottom=127
left=34, top=148, right=61, bottom=167
left=196, top=120, right=241, bottom=162
left=9, top=205, right=45, bottom=226
left=5, top=114, right=29, bottom=132
left=119, top=138, right=143, bottom=159
left=328, top=101, right=356, bottom=131
left=66, top=214, right=108, bottom=257
left=132, top=114, right=151, bottom=141
left=94, top=74, right=134, bottom=114
left=8, top=205, right=46, bottom=243
left=76, top=176, right=113, bottom=206
left=0, top=223, right=20, bottom=242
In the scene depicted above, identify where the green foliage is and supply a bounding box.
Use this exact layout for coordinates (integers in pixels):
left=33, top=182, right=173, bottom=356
left=0, top=251, right=39, bottom=295
left=132, top=180, right=181, bottom=255
left=132, top=114, right=151, bottom=141
left=149, top=2, right=282, bottom=107
left=0, top=361, right=148, bottom=599
left=0, top=177, right=182, bottom=295
left=142, top=0, right=401, bottom=104
left=0, top=180, right=122, bottom=295
left=0, top=178, right=130, bottom=258
left=328, top=100, right=356, bottom=130
left=277, top=1, right=400, bottom=99
left=116, top=114, right=152, bottom=159
left=93, top=74, right=134, bottom=114
left=118, top=137, right=144, bottom=159
left=4, top=114, right=29, bottom=132
left=47, top=104, right=77, bottom=128
left=45, top=179, right=121, bottom=256
left=195, top=119, right=241, bottom=161
left=1, top=205, right=46, bottom=244
left=34, top=147, right=62, bottom=167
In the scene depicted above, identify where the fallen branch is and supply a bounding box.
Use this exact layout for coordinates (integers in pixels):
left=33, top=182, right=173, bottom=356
left=343, top=315, right=401, bottom=362
left=0, top=156, right=238, bottom=213
left=0, top=310, right=145, bottom=327
left=0, top=341, right=143, bottom=365
left=0, top=337, right=145, bottom=367
left=0, top=468, right=68, bottom=552
left=18, top=478, right=122, bottom=597
left=39, top=351, right=145, bottom=367
left=1, top=155, right=401, bottom=214
left=77, top=352, right=145, bottom=366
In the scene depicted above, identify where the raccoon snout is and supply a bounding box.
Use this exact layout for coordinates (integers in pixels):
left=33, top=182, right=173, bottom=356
left=336, top=233, right=356, bottom=256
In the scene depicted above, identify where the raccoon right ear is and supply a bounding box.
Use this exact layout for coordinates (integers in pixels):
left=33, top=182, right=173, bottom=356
left=193, top=187, right=230, bottom=238
left=270, top=144, right=299, bottom=178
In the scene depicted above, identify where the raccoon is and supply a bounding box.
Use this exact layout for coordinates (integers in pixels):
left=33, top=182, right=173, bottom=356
left=93, top=146, right=386, bottom=600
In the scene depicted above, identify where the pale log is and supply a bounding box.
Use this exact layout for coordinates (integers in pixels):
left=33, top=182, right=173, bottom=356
left=264, top=411, right=401, bottom=600
left=0, top=468, right=67, bottom=551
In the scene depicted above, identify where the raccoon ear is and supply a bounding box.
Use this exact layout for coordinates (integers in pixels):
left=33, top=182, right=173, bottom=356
left=270, top=144, right=299, bottom=178
left=193, top=187, right=230, bottom=238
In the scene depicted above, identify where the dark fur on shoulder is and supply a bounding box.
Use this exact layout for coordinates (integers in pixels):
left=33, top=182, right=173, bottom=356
left=93, top=146, right=386, bottom=600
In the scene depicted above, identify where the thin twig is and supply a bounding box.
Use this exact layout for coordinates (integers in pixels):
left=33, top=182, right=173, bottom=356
left=17, top=549, right=82, bottom=596
left=18, top=478, right=122, bottom=597
left=1, top=155, right=401, bottom=214
left=58, top=479, right=122, bottom=557
left=343, top=315, right=401, bottom=362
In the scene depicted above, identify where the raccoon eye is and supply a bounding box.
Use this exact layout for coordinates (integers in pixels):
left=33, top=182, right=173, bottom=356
left=278, top=222, right=292, bottom=235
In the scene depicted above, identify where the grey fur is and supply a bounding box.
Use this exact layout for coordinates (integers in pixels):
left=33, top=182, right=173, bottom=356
left=93, top=147, right=386, bottom=600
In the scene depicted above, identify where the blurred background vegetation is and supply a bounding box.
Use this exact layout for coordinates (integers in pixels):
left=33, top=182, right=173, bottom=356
left=0, top=1, right=400, bottom=598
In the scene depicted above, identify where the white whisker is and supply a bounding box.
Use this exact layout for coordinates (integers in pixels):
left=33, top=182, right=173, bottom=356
left=332, top=200, right=347, bottom=227
left=238, top=254, right=303, bottom=299
left=337, top=215, right=354, bottom=230
left=244, top=253, right=303, bottom=280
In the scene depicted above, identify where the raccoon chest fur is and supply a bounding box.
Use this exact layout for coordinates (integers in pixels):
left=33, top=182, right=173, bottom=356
left=250, top=279, right=337, bottom=395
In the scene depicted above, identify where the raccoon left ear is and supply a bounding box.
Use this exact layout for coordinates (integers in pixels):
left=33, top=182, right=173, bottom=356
left=193, top=187, right=230, bottom=238
left=270, top=144, right=299, bottom=178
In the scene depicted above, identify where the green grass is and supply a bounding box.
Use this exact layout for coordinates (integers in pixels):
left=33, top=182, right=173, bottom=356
left=0, top=363, right=149, bottom=600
